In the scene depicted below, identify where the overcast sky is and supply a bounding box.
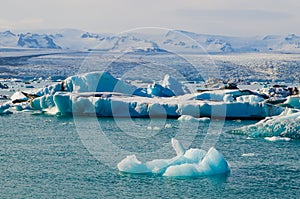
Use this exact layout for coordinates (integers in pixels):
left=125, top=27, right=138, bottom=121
left=0, top=0, right=299, bottom=36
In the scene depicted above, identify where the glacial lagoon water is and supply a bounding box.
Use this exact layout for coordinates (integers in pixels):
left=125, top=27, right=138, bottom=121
left=1, top=112, right=299, bottom=198
left=1, top=51, right=300, bottom=198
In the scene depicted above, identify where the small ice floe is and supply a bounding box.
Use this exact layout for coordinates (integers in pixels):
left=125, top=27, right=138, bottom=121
left=147, top=126, right=161, bottom=131
left=241, top=153, right=255, bottom=157
left=264, top=136, right=291, bottom=142
left=117, top=138, right=230, bottom=177
left=164, top=123, right=172, bottom=128
left=178, top=115, right=210, bottom=122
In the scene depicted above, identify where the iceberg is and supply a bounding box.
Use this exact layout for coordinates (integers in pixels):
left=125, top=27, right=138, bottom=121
left=230, top=108, right=300, bottom=139
left=264, top=136, right=291, bottom=142
left=117, top=138, right=230, bottom=177
left=178, top=115, right=210, bottom=122
left=8, top=71, right=284, bottom=119
left=29, top=91, right=284, bottom=118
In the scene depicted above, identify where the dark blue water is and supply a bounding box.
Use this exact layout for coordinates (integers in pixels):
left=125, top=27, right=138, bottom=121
left=1, top=112, right=299, bottom=198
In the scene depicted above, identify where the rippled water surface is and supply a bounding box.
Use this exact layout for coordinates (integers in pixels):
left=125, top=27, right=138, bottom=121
left=1, top=112, right=299, bottom=198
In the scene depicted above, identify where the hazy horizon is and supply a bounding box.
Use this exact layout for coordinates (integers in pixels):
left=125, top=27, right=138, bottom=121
left=1, top=0, right=300, bottom=37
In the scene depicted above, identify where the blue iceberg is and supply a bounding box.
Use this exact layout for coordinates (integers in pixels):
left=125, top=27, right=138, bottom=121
left=117, top=139, right=230, bottom=177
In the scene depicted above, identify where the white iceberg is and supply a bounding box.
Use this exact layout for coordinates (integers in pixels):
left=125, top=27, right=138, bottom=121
left=264, top=136, right=291, bottom=142
left=231, top=108, right=300, bottom=139
left=178, top=115, right=210, bottom=122
left=117, top=138, right=230, bottom=177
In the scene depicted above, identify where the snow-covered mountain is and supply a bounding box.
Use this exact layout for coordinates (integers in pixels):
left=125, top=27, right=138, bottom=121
left=0, top=30, right=18, bottom=47
left=18, top=33, right=61, bottom=49
left=1, top=29, right=300, bottom=53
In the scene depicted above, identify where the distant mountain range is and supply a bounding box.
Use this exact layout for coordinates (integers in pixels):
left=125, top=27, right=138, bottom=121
left=1, top=29, right=300, bottom=53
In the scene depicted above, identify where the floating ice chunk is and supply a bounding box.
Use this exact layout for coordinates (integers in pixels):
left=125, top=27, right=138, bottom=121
left=241, top=153, right=255, bottom=157
left=117, top=139, right=230, bottom=177
left=164, top=123, right=172, bottom=128
left=147, top=126, right=161, bottom=131
left=178, top=115, right=210, bottom=122
left=231, top=108, right=300, bottom=139
left=264, top=136, right=291, bottom=142
left=178, top=115, right=197, bottom=121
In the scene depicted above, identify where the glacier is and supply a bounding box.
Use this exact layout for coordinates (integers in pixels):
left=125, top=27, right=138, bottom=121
left=117, top=138, right=230, bottom=177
